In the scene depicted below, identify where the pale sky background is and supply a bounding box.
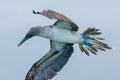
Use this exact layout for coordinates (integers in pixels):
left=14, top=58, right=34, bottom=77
left=0, top=0, right=120, bottom=80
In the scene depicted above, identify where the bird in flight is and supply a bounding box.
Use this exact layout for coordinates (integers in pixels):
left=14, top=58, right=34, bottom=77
left=18, top=9, right=112, bottom=80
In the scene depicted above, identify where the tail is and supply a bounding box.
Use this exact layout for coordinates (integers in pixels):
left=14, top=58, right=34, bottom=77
left=79, top=27, right=112, bottom=56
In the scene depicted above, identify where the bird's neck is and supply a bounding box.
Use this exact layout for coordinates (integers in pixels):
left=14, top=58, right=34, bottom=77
left=38, top=26, right=53, bottom=39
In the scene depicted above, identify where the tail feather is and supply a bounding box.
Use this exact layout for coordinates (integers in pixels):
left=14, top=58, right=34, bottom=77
left=83, top=27, right=101, bottom=36
left=92, top=42, right=106, bottom=51
left=79, top=45, right=89, bottom=56
left=87, top=47, right=97, bottom=55
left=89, top=46, right=98, bottom=52
left=93, top=40, right=112, bottom=49
left=79, top=27, right=112, bottom=56
left=94, top=37, right=105, bottom=40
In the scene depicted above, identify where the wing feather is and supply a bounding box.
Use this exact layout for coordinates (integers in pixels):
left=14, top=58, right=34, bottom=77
left=25, top=43, right=73, bottom=80
left=33, top=10, right=79, bottom=31
left=25, top=10, right=76, bottom=80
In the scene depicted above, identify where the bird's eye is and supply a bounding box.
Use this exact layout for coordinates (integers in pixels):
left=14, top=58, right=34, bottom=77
left=26, top=34, right=33, bottom=38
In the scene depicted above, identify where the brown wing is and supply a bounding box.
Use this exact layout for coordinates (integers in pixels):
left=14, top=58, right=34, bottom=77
left=33, top=10, right=79, bottom=31
left=33, top=9, right=73, bottom=22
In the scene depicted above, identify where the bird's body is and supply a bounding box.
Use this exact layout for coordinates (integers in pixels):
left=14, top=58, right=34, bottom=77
left=18, top=9, right=112, bottom=80
left=37, top=26, right=83, bottom=44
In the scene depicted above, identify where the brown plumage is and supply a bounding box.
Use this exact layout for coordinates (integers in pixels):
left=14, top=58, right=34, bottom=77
left=33, top=10, right=79, bottom=31
left=79, top=27, right=112, bottom=55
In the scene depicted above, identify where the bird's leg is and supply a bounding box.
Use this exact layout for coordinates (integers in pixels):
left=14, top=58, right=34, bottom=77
left=33, top=10, right=40, bottom=14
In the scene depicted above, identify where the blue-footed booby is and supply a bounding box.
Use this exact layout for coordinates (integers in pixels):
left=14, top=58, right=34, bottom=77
left=18, top=10, right=112, bottom=80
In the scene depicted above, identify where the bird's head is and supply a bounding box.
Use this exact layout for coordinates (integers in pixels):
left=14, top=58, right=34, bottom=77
left=18, top=26, right=42, bottom=47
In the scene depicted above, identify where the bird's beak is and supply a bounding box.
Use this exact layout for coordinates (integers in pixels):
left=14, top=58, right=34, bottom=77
left=18, top=34, right=33, bottom=47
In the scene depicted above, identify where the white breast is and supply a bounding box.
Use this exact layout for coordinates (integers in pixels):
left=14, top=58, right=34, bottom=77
left=50, top=27, right=83, bottom=43
left=39, top=26, right=83, bottom=44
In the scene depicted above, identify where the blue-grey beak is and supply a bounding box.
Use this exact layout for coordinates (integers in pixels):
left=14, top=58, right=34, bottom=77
left=18, top=34, right=33, bottom=47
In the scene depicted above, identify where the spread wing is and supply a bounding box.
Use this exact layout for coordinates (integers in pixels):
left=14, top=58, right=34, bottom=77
left=25, top=10, right=75, bottom=80
left=33, top=10, right=79, bottom=31
left=25, top=42, right=73, bottom=80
